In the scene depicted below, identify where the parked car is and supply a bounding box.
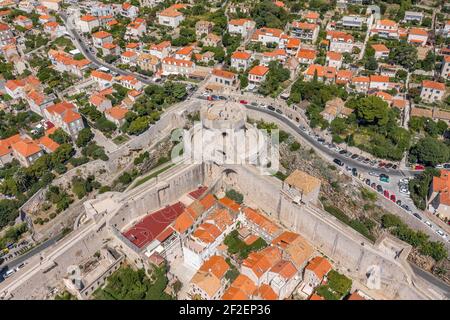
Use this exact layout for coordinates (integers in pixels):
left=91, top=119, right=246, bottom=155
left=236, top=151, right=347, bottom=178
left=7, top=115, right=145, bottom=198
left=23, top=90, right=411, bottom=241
left=425, top=221, right=432, bottom=228
left=377, top=185, right=383, bottom=193
left=339, top=150, right=347, bottom=155
left=267, top=105, right=275, bottom=111
left=401, top=204, right=411, bottom=212
left=369, top=171, right=380, bottom=177
left=333, top=159, right=344, bottom=166
left=351, top=154, right=359, bottom=160
left=385, top=163, right=393, bottom=169
left=390, top=194, right=396, bottom=202
left=365, top=179, right=371, bottom=186
left=413, top=213, right=422, bottom=220
left=396, top=199, right=402, bottom=206
left=436, top=230, right=445, bottom=237
left=239, top=100, right=248, bottom=104
left=414, top=164, right=425, bottom=171
left=371, top=183, right=376, bottom=189
left=352, top=168, right=358, bottom=176
left=379, top=174, right=390, bottom=183
left=378, top=162, right=386, bottom=167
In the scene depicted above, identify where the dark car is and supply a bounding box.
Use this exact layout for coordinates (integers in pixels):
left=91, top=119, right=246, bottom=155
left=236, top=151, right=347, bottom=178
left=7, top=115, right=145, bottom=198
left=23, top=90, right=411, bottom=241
left=396, top=199, right=402, bottom=206
left=351, top=154, right=359, bottom=160
left=333, top=159, right=344, bottom=166
left=371, top=182, right=376, bottom=189
left=413, top=213, right=422, bottom=220
left=275, top=109, right=283, bottom=114
left=401, top=204, right=411, bottom=212
left=352, top=168, right=358, bottom=176
left=267, top=105, right=275, bottom=111
left=339, top=150, right=347, bottom=155
left=392, top=164, right=398, bottom=170
left=365, top=179, right=371, bottom=185
left=385, top=163, right=393, bottom=169
left=378, top=162, right=386, bottom=167
left=377, top=185, right=383, bottom=193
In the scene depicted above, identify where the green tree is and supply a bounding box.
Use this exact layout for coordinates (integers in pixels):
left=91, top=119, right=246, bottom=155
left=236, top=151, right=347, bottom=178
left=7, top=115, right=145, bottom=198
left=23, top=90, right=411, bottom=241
left=410, top=137, right=449, bottom=166
left=355, top=96, right=390, bottom=126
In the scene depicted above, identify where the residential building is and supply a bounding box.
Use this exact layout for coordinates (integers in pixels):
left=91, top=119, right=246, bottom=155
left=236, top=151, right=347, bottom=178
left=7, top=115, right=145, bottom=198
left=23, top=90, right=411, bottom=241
left=407, top=28, right=428, bottom=46
left=327, top=30, right=354, bottom=53
left=121, top=50, right=138, bottom=65
left=341, top=15, right=365, bottom=29
left=231, top=51, right=252, bottom=71
left=11, top=138, right=44, bottom=167
left=105, top=106, right=128, bottom=127
left=241, top=207, right=281, bottom=242
left=161, top=57, right=195, bottom=76
left=302, top=256, right=332, bottom=295
left=120, top=2, right=139, bottom=20
left=188, top=255, right=230, bottom=300
left=43, top=21, right=66, bottom=39
left=157, top=4, right=187, bottom=28
left=296, top=48, right=316, bottom=65
left=44, top=102, right=85, bottom=138
left=116, top=75, right=144, bottom=91
left=304, top=64, right=337, bottom=84
left=320, top=97, right=352, bottom=122
left=291, top=21, right=319, bottom=43
left=175, top=46, right=194, bottom=60
left=248, top=65, right=270, bottom=84
left=147, top=41, right=171, bottom=59
left=125, top=18, right=146, bottom=40
left=92, top=31, right=113, bottom=47
left=14, top=15, right=33, bottom=29
left=40, top=0, right=63, bottom=11
left=282, top=169, right=321, bottom=204
left=428, top=170, right=450, bottom=220
left=326, top=51, right=343, bottom=69
left=404, top=11, right=423, bottom=24
left=420, top=80, right=446, bottom=103
left=351, top=76, right=370, bottom=93
left=227, top=19, right=256, bottom=39
left=0, top=23, right=14, bottom=46
left=77, top=15, right=100, bottom=33
left=370, top=19, right=399, bottom=39
left=222, top=274, right=257, bottom=300
left=137, top=53, right=160, bottom=73
left=336, top=69, right=353, bottom=85
left=369, top=75, right=390, bottom=91
left=441, top=55, right=450, bottom=79
left=371, top=44, right=389, bottom=60
left=241, top=246, right=282, bottom=286
left=196, top=20, right=214, bottom=38
left=91, top=70, right=114, bottom=89
left=261, top=49, right=287, bottom=66
left=211, top=69, right=238, bottom=89
left=203, top=33, right=221, bottom=47
left=251, top=27, right=284, bottom=45
left=102, top=42, right=120, bottom=56
left=48, top=49, right=91, bottom=77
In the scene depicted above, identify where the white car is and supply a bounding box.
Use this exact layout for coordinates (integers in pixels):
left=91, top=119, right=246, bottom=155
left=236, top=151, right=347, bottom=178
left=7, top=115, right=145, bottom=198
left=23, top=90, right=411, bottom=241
left=369, top=171, right=380, bottom=177
left=436, top=230, right=445, bottom=237
left=399, top=178, right=410, bottom=184
left=425, top=221, right=432, bottom=228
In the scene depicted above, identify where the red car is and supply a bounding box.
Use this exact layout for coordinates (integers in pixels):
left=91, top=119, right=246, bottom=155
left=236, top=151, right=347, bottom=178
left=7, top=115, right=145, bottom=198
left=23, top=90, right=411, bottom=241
left=207, top=96, right=213, bottom=101
left=414, top=165, right=425, bottom=171
left=239, top=100, right=248, bottom=104
left=390, top=194, right=396, bottom=202
left=383, top=190, right=389, bottom=198
left=378, top=162, right=386, bottom=168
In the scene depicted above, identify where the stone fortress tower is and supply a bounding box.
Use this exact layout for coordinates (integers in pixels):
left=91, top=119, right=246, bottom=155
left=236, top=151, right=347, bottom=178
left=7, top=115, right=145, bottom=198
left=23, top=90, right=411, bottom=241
left=182, top=100, right=277, bottom=171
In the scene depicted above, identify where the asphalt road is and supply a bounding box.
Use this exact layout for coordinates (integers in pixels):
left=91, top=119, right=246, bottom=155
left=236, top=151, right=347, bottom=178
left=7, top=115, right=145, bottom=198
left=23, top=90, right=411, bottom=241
left=246, top=104, right=412, bottom=177
left=59, top=13, right=154, bottom=86
left=410, top=263, right=450, bottom=298
left=0, top=233, right=64, bottom=279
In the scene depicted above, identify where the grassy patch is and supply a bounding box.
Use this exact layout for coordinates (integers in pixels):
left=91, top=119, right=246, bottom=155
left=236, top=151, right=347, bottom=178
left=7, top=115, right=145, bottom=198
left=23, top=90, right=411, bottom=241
left=323, top=204, right=375, bottom=242
left=132, top=164, right=175, bottom=189
left=224, top=230, right=267, bottom=260
left=112, top=135, right=129, bottom=145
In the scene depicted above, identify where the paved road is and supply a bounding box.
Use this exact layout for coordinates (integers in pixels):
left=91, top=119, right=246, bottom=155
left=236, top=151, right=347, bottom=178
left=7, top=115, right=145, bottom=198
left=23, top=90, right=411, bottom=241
left=59, top=13, right=154, bottom=86
left=246, top=104, right=413, bottom=177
